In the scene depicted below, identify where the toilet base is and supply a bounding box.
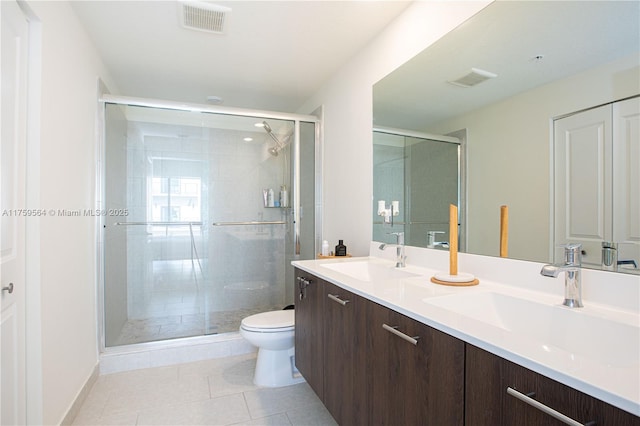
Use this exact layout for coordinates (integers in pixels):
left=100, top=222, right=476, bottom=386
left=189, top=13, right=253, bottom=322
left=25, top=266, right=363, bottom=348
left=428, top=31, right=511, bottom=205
left=254, top=347, right=306, bottom=387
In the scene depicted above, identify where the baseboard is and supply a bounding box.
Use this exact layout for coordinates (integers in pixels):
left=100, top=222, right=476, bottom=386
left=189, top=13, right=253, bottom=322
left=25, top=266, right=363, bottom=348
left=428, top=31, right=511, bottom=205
left=60, top=363, right=99, bottom=426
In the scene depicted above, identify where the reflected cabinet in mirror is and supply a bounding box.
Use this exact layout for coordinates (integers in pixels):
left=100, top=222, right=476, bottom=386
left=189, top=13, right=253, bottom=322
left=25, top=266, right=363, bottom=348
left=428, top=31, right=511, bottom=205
left=372, top=1, right=639, bottom=273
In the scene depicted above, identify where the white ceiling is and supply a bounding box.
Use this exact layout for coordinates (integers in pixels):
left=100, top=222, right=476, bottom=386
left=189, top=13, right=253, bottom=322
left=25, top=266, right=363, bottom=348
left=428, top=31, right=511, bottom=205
left=373, top=1, right=640, bottom=131
left=71, top=0, right=412, bottom=112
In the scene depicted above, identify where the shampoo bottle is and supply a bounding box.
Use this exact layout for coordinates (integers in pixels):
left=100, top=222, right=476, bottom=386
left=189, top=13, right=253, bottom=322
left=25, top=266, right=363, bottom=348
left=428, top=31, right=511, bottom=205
left=335, top=240, right=347, bottom=256
left=267, top=188, right=275, bottom=207
left=280, top=185, right=288, bottom=207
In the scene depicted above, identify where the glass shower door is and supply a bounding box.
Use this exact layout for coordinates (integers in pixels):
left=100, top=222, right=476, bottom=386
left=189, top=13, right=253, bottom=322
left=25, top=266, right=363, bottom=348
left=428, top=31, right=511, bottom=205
left=204, top=118, right=295, bottom=334
left=103, top=104, right=210, bottom=347
left=103, top=102, right=307, bottom=347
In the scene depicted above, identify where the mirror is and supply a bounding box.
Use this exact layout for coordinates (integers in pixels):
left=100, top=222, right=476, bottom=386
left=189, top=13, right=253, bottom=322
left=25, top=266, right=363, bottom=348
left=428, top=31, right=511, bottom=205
left=373, top=1, right=639, bottom=272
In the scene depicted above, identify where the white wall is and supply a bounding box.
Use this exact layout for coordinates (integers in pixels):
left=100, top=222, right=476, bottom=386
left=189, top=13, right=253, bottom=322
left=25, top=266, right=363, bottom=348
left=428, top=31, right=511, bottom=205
left=299, top=1, right=491, bottom=256
left=426, top=53, right=640, bottom=262
left=26, top=1, right=117, bottom=424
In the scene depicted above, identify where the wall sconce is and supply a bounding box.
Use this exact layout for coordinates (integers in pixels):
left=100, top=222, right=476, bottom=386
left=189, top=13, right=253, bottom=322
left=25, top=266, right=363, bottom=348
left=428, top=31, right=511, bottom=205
left=378, top=200, right=400, bottom=224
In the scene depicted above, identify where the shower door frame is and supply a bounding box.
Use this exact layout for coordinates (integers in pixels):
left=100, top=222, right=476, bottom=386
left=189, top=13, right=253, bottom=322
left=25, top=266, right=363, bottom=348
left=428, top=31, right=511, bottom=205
left=373, top=127, right=466, bottom=251
left=96, top=94, right=322, bottom=353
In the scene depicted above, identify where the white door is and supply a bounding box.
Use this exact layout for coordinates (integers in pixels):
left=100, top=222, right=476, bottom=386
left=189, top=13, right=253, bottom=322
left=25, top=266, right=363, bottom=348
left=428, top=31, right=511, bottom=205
left=554, top=104, right=612, bottom=267
left=1, top=0, right=28, bottom=424
left=613, top=97, right=640, bottom=270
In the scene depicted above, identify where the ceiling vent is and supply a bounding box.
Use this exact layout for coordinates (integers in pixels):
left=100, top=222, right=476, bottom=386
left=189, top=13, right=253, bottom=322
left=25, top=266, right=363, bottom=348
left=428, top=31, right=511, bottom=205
left=448, top=68, right=498, bottom=88
left=179, top=1, right=231, bottom=34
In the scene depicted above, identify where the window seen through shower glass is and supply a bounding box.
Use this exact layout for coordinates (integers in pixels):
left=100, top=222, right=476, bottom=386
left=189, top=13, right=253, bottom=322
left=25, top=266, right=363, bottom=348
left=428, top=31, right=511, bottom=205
left=102, top=103, right=313, bottom=348
left=151, top=176, right=202, bottom=222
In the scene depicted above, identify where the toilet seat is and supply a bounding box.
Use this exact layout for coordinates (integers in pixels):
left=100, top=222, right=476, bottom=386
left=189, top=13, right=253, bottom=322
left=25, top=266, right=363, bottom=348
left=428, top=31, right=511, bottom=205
left=240, top=310, right=295, bottom=333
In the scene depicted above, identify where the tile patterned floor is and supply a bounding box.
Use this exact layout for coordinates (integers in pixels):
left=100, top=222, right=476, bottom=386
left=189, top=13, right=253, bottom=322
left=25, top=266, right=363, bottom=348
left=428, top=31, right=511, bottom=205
left=114, top=306, right=283, bottom=346
left=72, top=353, right=337, bottom=426
left=110, top=259, right=287, bottom=346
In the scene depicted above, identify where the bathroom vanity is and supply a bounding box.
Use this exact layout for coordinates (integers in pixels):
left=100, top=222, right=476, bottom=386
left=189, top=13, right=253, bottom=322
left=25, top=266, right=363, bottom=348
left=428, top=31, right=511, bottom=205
left=293, top=245, right=640, bottom=425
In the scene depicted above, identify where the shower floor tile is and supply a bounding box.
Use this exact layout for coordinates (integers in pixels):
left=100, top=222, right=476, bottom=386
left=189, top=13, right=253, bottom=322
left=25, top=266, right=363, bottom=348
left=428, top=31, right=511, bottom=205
left=72, top=353, right=337, bottom=426
left=110, top=259, right=288, bottom=346
left=113, top=305, right=285, bottom=346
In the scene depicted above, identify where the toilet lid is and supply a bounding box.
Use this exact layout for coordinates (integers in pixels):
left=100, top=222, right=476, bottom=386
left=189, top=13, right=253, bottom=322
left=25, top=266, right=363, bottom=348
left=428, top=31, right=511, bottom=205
left=241, top=309, right=294, bottom=331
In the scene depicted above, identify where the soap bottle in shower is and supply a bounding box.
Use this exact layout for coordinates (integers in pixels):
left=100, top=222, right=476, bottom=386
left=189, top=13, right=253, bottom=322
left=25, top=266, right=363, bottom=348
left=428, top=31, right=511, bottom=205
left=335, top=240, right=347, bottom=256
left=267, top=188, right=275, bottom=207
left=279, top=185, right=288, bottom=208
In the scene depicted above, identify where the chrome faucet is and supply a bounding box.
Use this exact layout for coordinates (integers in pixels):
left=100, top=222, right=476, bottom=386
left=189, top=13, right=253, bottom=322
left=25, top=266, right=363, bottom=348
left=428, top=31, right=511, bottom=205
left=540, top=243, right=583, bottom=308
left=427, top=231, right=449, bottom=249
left=379, top=232, right=406, bottom=268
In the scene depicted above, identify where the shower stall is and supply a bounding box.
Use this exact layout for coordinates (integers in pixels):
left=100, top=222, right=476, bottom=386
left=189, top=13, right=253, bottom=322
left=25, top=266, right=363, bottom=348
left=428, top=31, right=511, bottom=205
left=99, top=96, right=320, bottom=348
left=373, top=128, right=464, bottom=250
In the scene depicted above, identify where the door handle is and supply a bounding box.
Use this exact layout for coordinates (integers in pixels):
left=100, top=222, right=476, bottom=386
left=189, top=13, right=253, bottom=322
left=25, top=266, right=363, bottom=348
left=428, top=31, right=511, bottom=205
left=2, top=282, right=14, bottom=294
left=382, top=323, right=419, bottom=345
left=327, top=293, right=349, bottom=306
left=506, top=387, right=590, bottom=426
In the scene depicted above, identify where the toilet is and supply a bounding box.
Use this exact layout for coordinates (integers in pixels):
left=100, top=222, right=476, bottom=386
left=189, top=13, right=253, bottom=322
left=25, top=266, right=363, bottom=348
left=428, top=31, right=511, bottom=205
left=239, top=309, right=305, bottom=387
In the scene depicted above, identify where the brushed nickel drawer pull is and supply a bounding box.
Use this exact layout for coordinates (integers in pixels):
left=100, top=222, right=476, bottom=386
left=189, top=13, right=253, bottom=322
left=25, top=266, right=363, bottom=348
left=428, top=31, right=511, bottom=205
left=382, top=323, right=419, bottom=346
left=327, top=294, right=349, bottom=306
left=506, top=387, right=587, bottom=426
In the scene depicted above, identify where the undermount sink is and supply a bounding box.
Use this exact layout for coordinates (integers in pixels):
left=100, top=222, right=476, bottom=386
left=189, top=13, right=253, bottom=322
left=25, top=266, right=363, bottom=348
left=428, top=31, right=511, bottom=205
left=424, top=291, right=639, bottom=368
left=322, top=260, right=420, bottom=282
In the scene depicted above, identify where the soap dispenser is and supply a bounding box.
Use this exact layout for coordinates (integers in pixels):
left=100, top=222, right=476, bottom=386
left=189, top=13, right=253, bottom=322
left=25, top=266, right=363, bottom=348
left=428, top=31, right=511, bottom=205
left=335, top=240, right=347, bottom=256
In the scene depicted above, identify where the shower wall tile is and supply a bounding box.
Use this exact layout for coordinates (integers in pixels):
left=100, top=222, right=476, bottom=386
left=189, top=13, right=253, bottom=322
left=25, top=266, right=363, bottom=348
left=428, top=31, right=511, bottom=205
left=180, top=138, right=207, bottom=154
left=126, top=148, right=147, bottom=178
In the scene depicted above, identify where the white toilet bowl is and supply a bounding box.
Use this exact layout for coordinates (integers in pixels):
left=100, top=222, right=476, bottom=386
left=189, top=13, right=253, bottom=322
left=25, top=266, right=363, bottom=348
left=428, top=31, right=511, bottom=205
left=239, top=309, right=305, bottom=387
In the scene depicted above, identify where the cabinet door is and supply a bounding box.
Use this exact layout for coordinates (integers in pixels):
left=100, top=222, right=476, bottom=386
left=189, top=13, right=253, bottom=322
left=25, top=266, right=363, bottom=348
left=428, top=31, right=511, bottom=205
left=554, top=104, right=612, bottom=266
left=294, top=269, right=324, bottom=399
left=613, top=97, right=640, bottom=269
left=503, top=356, right=640, bottom=426
left=323, top=282, right=368, bottom=425
left=465, top=344, right=503, bottom=425
left=368, top=301, right=465, bottom=425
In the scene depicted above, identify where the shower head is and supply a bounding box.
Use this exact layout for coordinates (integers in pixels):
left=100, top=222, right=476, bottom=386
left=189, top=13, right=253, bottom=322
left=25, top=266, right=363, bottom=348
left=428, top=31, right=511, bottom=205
left=262, top=121, right=284, bottom=156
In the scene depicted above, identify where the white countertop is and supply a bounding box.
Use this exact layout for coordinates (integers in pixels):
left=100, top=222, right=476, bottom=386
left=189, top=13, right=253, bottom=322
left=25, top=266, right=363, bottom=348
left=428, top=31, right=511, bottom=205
left=292, top=245, right=640, bottom=417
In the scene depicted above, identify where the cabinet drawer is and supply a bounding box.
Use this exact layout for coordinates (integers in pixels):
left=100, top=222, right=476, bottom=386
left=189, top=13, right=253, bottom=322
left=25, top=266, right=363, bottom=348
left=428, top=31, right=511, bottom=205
left=467, top=344, right=640, bottom=426
left=503, top=359, right=640, bottom=426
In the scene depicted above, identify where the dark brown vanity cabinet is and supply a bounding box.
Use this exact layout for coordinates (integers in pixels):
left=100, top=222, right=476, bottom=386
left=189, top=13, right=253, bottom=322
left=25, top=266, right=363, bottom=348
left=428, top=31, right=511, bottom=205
left=294, top=268, right=465, bottom=425
left=323, top=281, right=369, bottom=425
left=366, top=300, right=465, bottom=425
left=466, top=344, right=640, bottom=426
left=295, top=269, right=639, bottom=425
left=294, top=269, right=325, bottom=399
